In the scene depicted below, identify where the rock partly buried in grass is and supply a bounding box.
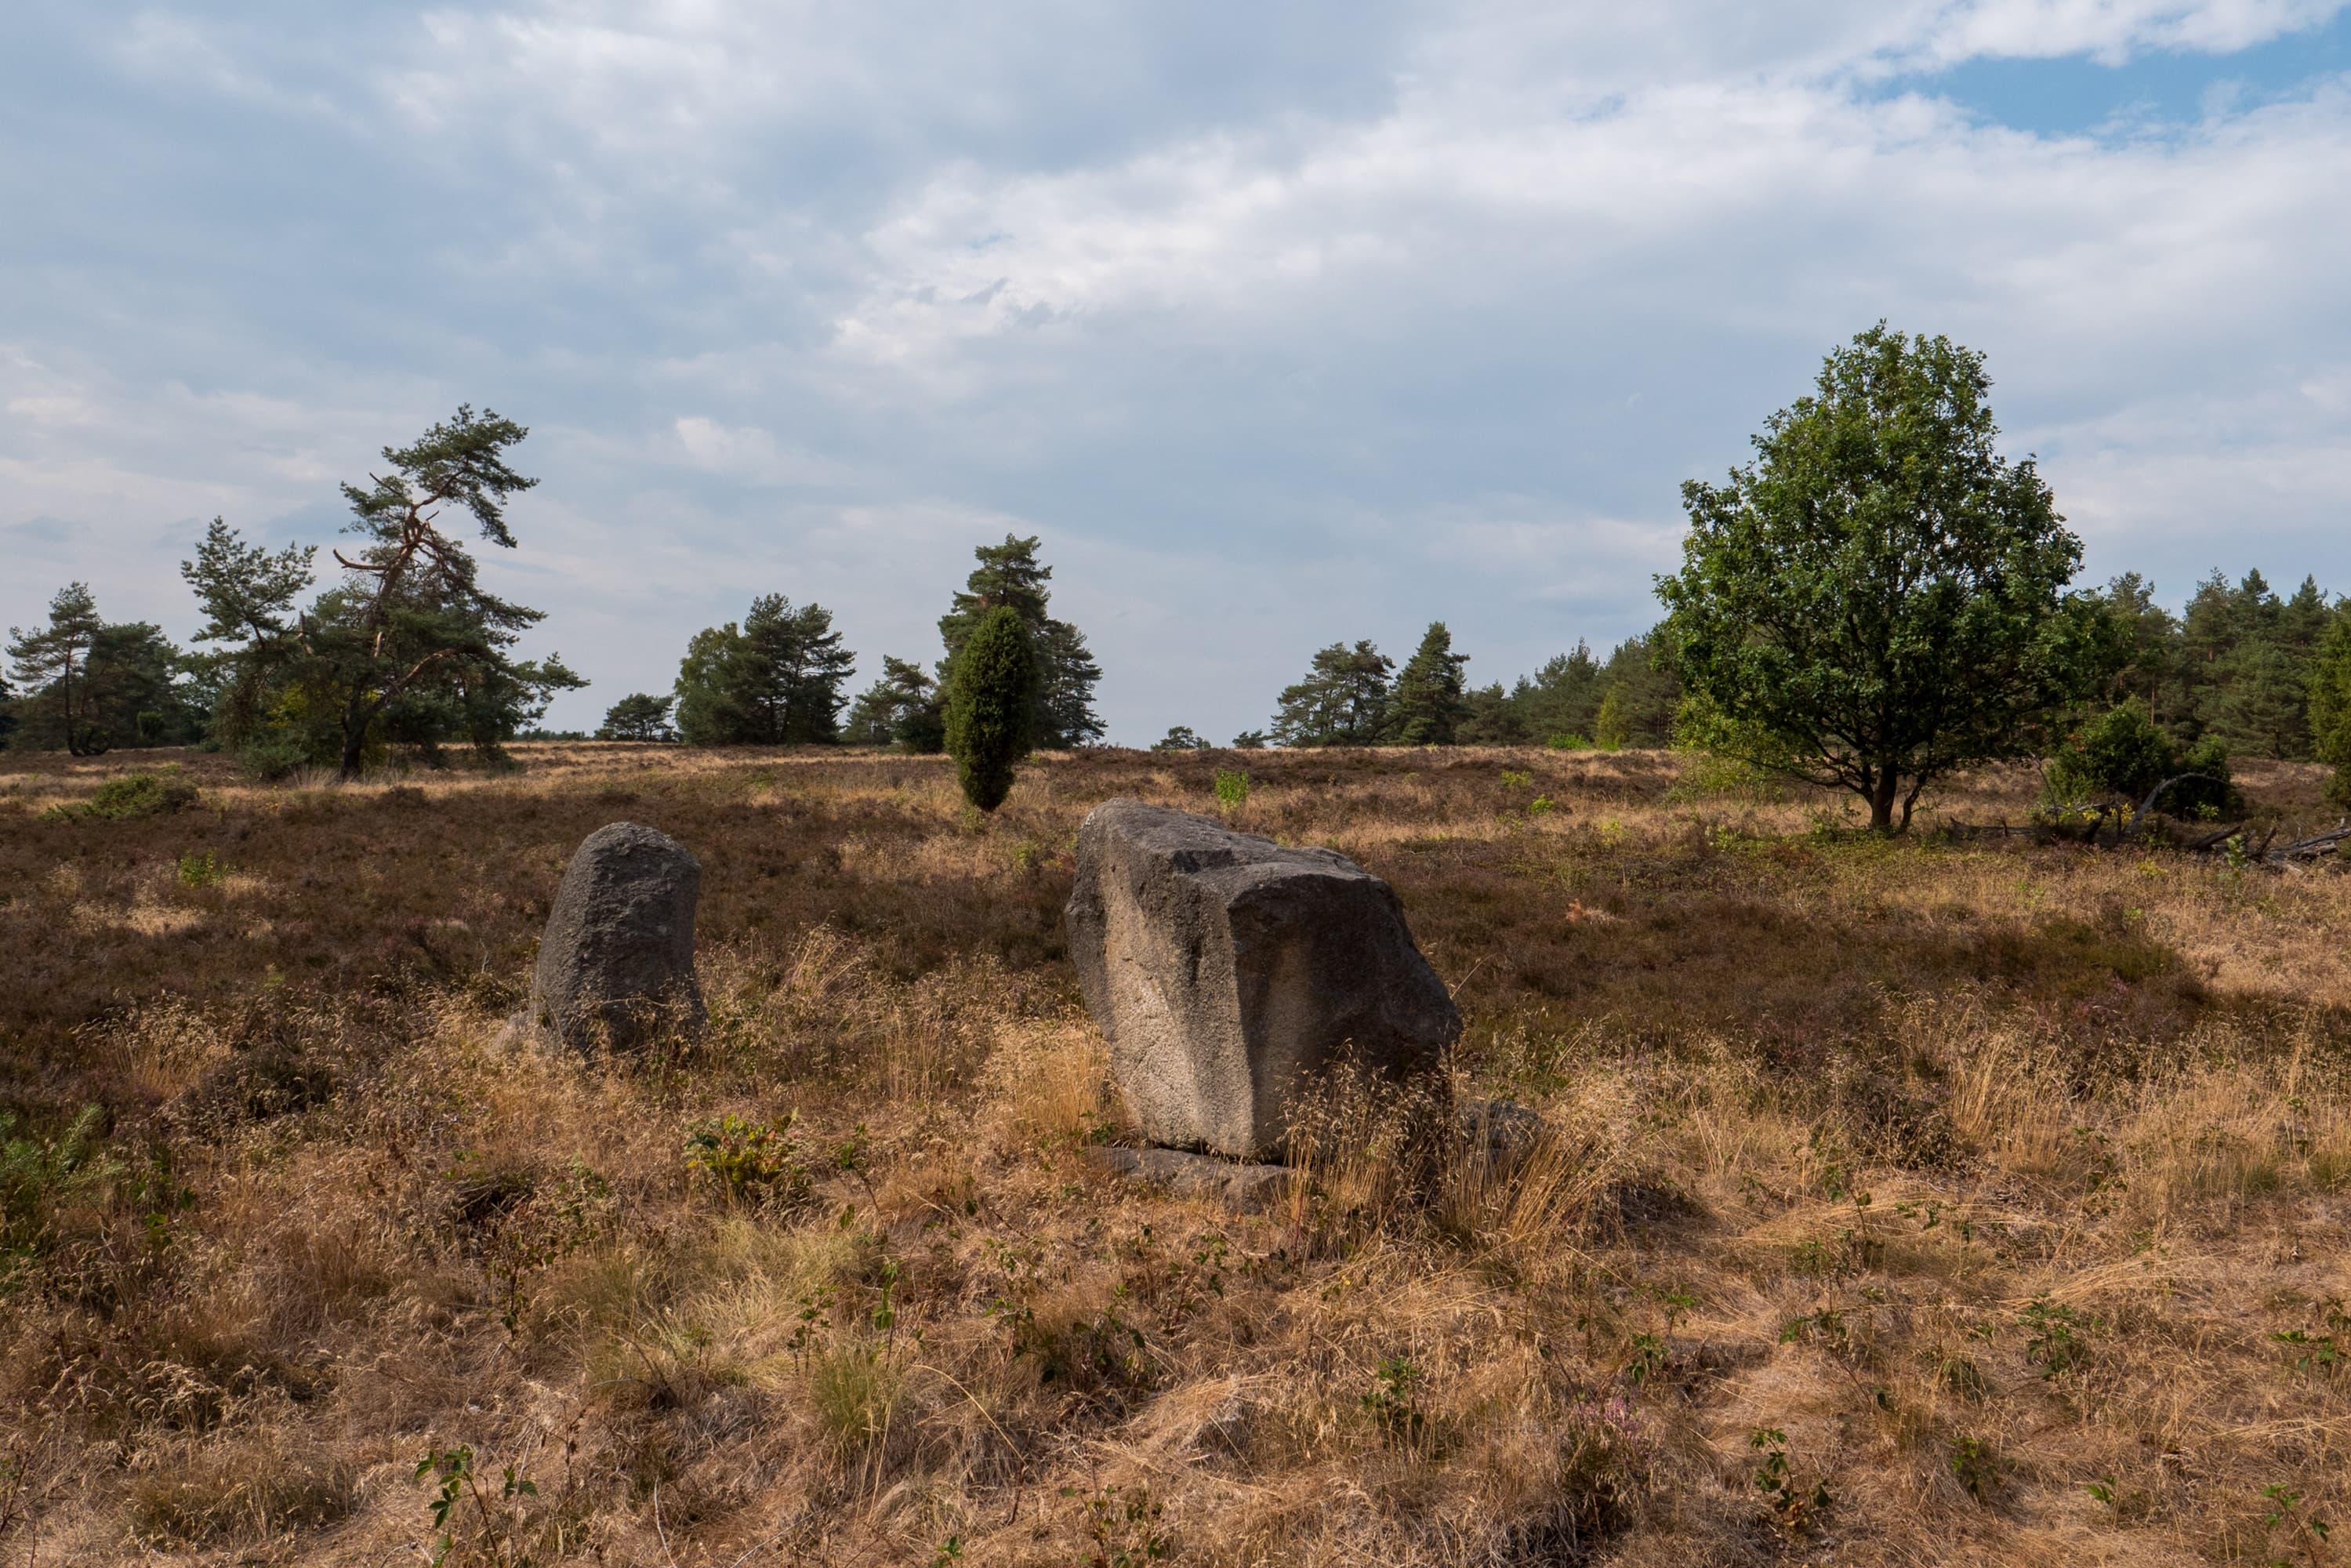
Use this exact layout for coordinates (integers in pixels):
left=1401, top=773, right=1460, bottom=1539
left=1065, top=799, right=1460, bottom=1161
left=533, top=822, right=707, bottom=1055
left=1088, top=1145, right=1293, bottom=1213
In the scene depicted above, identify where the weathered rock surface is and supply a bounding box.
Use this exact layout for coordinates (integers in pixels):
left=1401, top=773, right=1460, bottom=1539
left=1088, top=1145, right=1293, bottom=1213
left=533, top=822, right=706, bottom=1054
left=1065, top=800, right=1460, bottom=1160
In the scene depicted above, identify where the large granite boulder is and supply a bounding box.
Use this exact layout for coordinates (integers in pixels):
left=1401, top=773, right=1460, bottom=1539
left=1065, top=800, right=1460, bottom=1160
left=534, top=822, right=706, bottom=1054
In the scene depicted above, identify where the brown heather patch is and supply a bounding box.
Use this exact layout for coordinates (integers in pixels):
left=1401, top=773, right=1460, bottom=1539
left=2, top=742, right=2349, bottom=1563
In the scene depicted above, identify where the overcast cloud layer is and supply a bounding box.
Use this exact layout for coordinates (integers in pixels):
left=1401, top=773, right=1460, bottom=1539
left=5, top=2, right=2349, bottom=742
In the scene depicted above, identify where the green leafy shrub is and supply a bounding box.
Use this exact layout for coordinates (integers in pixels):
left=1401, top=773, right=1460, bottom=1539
left=176, top=850, right=223, bottom=888
left=47, top=768, right=199, bottom=821
left=683, top=1112, right=811, bottom=1207
left=1949, top=1436, right=1999, bottom=1502
left=2019, top=1295, right=2099, bottom=1378
left=1214, top=770, right=1250, bottom=811
left=240, top=731, right=314, bottom=782
left=1360, top=1356, right=1423, bottom=1443
left=2044, top=700, right=2236, bottom=817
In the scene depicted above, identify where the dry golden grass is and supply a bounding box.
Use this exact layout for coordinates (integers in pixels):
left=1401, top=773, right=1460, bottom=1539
left=2, top=741, right=2348, bottom=1565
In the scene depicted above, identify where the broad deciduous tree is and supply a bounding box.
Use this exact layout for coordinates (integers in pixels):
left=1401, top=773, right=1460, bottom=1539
left=1658, top=325, right=2101, bottom=833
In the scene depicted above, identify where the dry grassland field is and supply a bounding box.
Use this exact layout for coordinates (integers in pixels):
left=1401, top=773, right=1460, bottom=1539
left=2, top=742, right=2349, bottom=1567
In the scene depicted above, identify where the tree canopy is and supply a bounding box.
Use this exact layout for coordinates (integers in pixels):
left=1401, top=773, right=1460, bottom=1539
left=1658, top=325, right=2101, bottom=832
left=844, top=656, right=946, bottom=751
left=6, top=584, right=205, bottom=754
left=1387, top=622, right=1471, bottom=746
left=674, top=595, right=855, bottom=746
left=597, top=693, right=677, bottom=742
left=1270, top=640, right=1394, bottom=746
left=170, top=413, right=581, bottom=779
left=938, top=535, right=1103, bottom=749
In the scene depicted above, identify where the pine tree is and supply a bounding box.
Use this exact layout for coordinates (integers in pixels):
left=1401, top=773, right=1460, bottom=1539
left=2310, top=606, right=2351, bottom=804
left=180, top=516, right=318, bottom=753
left=673, top=596, right=855, bottom=745
left=2086, top=572, right=2183, bottom=721
left=597, top=694, right=676, bottom=742
left=938, top=535, right=1103, bottom=748
left=7, top=584, right=112, bottom=754
left=1386, top=622, right=1471, bottom=745
left=1522, top=641, right=1604, bottom=743
left=1595, top=633, right=1682, bottom=746
left=944, top=606, right=1037, bottom=810
left=739, top=595, right=856, bottom=743
left=303, top=407, right=581, bottom=778
left=1456, top=681, right=1524, bottom=745
left=1269, top=641, right=1393, bottom=746
left=844, top=656, right=946, bottom=750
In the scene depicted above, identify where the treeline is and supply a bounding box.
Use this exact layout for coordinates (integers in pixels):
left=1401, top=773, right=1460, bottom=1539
left=14, top=366, right=2351, bottom=810
left=1148, top=624, right=1678, bottom=752
left=591, top=534, right=1105, bottom=753
left=1152, top=565, right=2351, bottom=764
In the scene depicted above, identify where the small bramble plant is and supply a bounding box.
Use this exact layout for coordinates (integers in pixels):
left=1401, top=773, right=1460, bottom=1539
left=1950, top=1435, right=1999, bottom=1502
left=1214, top=770, right=1249, bottom=811
left=1066, top=1483, right=1168, bottom=1567
left=2019, top=1295, right=2100, bottom=1379
left=175, top=850, right=223, bottom=888
left=2273, top=1300, right=2348, bottom=1377
left=1649, top=1282, right=1696, bottom=1330
left=787, top=1286, right=836, bottom=1369
left=682, top=1112, right=811, bottom=1207
left=1500, top=769, right=1532, bottom=789
left=1361, top=1356, right=1423, bottom=1442
left=415, top=1445, right=537, bottom=1568
left=1750, top=1427, right=1830, bottom=1535
left=2262, top=1483, right=2333, bottom=1566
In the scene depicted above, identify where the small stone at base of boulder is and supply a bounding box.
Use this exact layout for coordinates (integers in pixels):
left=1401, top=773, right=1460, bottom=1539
left=1088, top=1145, right=1293, bottom=1214
left=1460, top=1098, right=1544, bottom=1157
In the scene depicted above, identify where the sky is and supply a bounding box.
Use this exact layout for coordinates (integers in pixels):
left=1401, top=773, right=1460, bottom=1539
left=4, top=2, right=2349, bottom=746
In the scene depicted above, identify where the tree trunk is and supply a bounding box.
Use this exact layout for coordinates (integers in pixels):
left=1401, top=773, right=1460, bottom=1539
left=339, top=693, right=371, bottom=781
left=1869, top=769, right=1900, bottom=833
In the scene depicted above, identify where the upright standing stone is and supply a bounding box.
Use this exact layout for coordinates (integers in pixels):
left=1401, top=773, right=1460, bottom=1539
left=1065, top=800, right=1460, bottom=1160
left=534, top=822, right=706, bottom=1054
